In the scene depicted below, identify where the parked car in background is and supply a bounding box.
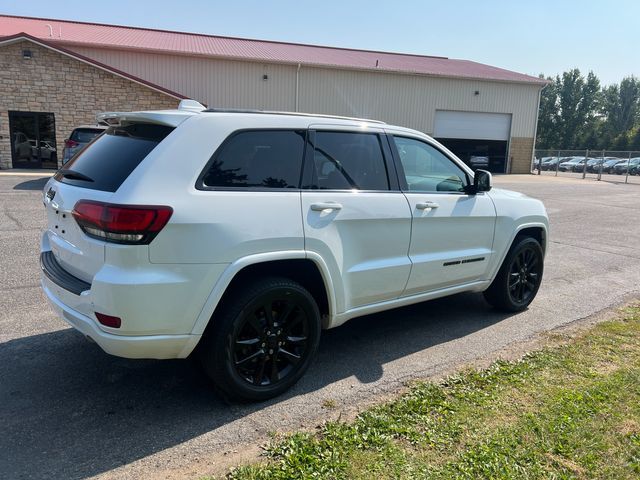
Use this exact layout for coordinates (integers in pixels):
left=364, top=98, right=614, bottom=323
left=12, top=132, right=32, bottom=160
left=584, top=158, right=603, bottom=173
left=31, top=141, right=57, bottom=163
left=601, top=159, right=625, bottom=174
left=535, top=157, right=551, bottom=169
left=469, top=156, right=489, bottom=170
left=585, top=157, right=618, bottom=173
left=541, top=157, right=565, bottom=171
left=570, top=158, right=589, bottom=172
left=40, top=103, right=548, bottom=401
left=626, top=157, right=640, bottom=175
left=558, top=157, right=585, bottom=172
left=612, top=159, right=640, bottom=175
left=62, top=125, right=108, bottom=164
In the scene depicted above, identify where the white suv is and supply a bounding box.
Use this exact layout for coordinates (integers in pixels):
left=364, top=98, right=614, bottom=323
left=40, top=102, right=548, bottom=401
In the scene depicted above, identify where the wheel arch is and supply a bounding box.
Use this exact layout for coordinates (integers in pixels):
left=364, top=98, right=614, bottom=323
left=191, top=251, right=336, bottom=336
left=515, top=224, right=547, bottom=255
left=488, top=221, right=548, bottom=282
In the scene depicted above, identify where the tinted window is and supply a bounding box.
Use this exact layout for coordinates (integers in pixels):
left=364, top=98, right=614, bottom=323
left=55, top=123, right=173, bottom=192
left=70, top=128, right=105, bottom=143
left=393, top=136, right=468, bottom=192
left=309, top=131, right=389, bottom=190
left=201, top=130, right=305, bottom=188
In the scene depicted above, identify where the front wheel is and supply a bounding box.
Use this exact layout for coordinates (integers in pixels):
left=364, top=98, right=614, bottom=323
left=199, top=277, right=321, bottom=402
left=484, top=236, right=544, bottom=312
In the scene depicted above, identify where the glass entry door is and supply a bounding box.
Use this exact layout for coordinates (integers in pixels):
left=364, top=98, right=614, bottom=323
left=9, top=111, right=58, bottom=169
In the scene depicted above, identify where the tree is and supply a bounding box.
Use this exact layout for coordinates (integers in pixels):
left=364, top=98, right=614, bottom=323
left=535, top=75, right=558, bottom=149
left=601, top=76, right=639, bottom=137
left=631, top=127, right=640, bottom=151
left=536, top=69, right=601, bottom=149
left=556, top=69, right=600, bottom=148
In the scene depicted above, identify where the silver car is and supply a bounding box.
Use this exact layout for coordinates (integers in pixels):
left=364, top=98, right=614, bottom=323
left=62, top=125, right=107, bottom=164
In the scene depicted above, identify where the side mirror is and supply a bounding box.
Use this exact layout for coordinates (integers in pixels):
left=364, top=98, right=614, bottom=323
left=466, top=169, right=492, bottom=194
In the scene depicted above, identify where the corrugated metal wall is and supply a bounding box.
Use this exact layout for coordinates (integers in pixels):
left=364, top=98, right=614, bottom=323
left=70, top=46, right=297, bottom=111
left=68, top=46, right=540, bottom=138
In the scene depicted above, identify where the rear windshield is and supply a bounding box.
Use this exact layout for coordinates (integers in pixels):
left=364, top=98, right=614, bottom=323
left=55, top=123, right=174, bottom=192
left=70, top=128, right=106, bottom=143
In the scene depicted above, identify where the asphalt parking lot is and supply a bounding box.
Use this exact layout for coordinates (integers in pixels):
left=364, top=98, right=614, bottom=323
left=2, top=173, right=640, bottom=479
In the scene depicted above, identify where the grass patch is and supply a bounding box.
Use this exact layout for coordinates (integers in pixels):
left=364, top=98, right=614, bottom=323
left=219, top=306, right=640, bottom=479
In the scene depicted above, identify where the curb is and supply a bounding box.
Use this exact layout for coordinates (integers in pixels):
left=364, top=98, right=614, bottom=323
left=0, top=170, right=55, bottom=177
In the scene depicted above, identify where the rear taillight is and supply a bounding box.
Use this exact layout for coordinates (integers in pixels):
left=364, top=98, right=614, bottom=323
left=72, top=200, right=173, bottom=245
left=65, top=139, right=79, bottom=149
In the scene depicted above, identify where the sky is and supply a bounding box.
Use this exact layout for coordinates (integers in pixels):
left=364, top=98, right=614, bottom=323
left=2, top=0, right=638, bottom=85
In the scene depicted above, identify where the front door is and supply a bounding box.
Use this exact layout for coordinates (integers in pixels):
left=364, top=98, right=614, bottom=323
left=388, top=133, right=496, bottom=296
left=301, top=128, right=412, bottom=312
left=9, top=111, right=58, bottom=169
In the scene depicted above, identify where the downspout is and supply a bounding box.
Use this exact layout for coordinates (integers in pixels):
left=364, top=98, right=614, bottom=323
left=295, top=63, right=301, bottom=112
left=532, top=84, right=545, bottom=175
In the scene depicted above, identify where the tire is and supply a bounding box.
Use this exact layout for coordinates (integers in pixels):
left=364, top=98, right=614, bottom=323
left=199, top=276, right=321, bottom=402
left=484, top=236, right=544, bottom=312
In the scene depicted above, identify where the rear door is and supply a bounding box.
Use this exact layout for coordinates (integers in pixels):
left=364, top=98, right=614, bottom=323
left=301, top=127, right=412, bottom=312
left=43, top=122, right=174, bottom=283
left=388, top=133, right=496, bottom=295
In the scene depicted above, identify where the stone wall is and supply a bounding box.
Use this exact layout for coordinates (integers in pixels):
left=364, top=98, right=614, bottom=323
left=508, top=137, right=535, bottom=174
left=0, top=40, right=178, bottom=169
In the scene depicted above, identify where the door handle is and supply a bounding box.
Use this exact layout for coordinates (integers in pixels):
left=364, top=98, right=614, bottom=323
left=416, top=201, right=440, bottom=210
left=310, top=202, right=343, bottom=211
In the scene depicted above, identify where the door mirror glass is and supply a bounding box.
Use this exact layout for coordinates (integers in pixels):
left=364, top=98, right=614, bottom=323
left=471, top=169, right=492, bottom=193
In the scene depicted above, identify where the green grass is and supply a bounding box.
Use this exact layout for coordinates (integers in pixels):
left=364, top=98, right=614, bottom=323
left=218, top=306, right=640, bottom=479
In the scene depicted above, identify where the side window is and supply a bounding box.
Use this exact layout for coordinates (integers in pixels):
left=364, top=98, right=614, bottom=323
left=393, top=136, right=468, bottom=193
left=201, top=130, right=305, bottom=188
left=309, top=131, right=389, bottom=190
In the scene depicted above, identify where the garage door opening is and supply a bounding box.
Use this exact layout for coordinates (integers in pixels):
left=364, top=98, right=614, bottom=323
left=435, top=138, right=508, bottom=174
left=433, top=110, right=511, bottom=173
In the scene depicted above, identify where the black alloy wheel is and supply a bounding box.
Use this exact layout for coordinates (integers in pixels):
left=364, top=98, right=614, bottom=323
left=200, top=277, right=321, bottom=402
left=506, top=244, right=542, bottom=305
left=232, top=292, right=311, bottom=387
left=484, top=236, right=544, bottom=312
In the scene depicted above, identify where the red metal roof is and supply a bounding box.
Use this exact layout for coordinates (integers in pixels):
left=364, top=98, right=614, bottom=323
left=0, top=15, right=546, bottom=85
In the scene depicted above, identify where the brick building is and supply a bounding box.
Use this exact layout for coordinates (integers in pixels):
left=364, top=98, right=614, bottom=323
left=0, top=34, right=181, bottom=169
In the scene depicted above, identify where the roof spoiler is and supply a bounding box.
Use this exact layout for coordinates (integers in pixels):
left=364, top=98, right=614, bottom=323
left=96, top=99, right=206, bottom=128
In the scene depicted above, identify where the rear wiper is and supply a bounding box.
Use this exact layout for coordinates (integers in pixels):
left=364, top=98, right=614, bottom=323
left=59, top=169, right=94, bottom=182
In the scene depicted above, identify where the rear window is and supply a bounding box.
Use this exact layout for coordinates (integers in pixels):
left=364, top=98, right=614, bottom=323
left=56, top=123, right=173, bottom=192
left=199, top=130, right=306, bottom=189
left=70, top=128, right=106, bottom=143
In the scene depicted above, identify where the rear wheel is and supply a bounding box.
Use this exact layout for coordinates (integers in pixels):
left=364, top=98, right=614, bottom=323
left=484, top=236, right=544, bottom=312
left=200, top=277, right=321, bottom=402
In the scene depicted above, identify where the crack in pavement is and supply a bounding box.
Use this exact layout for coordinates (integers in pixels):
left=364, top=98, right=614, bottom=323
left=549, top=239, right=640, bottom=259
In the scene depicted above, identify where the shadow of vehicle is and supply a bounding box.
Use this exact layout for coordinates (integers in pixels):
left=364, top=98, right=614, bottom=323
left=0, top=292, right=512, bottom=479
left=12, top=177, right=51, bottom=191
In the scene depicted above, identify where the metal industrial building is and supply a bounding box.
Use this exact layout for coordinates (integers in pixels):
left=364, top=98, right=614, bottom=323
left=0, top=15, right=545, bottom=172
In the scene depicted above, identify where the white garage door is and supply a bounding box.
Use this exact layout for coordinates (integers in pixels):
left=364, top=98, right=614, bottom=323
left=434, top=111, right=512, bottom=141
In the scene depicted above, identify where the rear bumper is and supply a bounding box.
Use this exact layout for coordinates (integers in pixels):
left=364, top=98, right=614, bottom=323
left=41, top=274, right=201, bottom=359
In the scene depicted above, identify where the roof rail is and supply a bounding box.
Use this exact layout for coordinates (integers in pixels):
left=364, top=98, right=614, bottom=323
left=202, top=108, right=386, bottom=124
